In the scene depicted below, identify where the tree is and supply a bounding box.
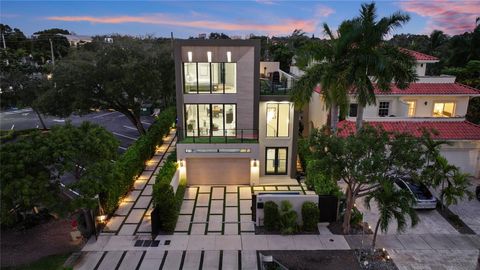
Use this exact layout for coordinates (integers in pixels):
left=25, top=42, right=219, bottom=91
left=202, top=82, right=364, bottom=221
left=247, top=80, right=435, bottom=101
left=208, top=32, right=230, bottom=39
left=424, top=156, right=473, bottom=210
left=309, top=125, right=426, bottom=234
left=31, top=28, right=70, bottom=63
left=48, top=122, right=119, bottom=180
left=341, top=3, right=417, bottom=130
left=290, top=23, right=351, bottom=131
left=0, top=132, right=62, bottom=226
left=364, top=180, right=418, bottom=249
left=0, top=24, right=28, bottom=51
left=0, top=49, right=50, bottom=128
left=40, top=36, right=174, bottom=135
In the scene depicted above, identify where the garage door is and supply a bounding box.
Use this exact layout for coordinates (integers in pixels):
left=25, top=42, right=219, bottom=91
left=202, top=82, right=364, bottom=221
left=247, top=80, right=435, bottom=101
left=440, top=148, right=479, bottom=177
left=187, top=158, right=250, bottom=185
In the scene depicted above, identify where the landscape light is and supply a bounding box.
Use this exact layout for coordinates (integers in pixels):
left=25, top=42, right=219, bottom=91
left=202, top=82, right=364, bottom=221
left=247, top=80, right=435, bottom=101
left=207, top=51, right=212, bottom=63
left=187, top=51, right=192, bottom=62
left=227, top=51, right=231, bottom=62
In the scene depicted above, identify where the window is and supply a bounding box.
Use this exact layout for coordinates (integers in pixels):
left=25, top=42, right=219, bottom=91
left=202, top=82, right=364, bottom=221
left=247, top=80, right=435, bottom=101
left=266, top=103, right=290, bottom=137
left=184, top=104, right=236, bottom=136
left=183, top=62, right=236, bottom=94
left=266, top=147, right=288, bottom=175
left=378, top=102, right=390, bottom=117
left=433, top=102, right=455, bottom=117
left=349, top=104, right=358, bottom=117
left=406, top=101, right=416, bottom=117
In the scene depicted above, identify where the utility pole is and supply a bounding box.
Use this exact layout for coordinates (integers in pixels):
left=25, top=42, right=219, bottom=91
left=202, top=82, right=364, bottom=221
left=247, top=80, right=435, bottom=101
left=49, top=38, right=55, bottom=65
left=1, top=32, right=6, bottom=50
left=170, top=32, right=174, bottom=58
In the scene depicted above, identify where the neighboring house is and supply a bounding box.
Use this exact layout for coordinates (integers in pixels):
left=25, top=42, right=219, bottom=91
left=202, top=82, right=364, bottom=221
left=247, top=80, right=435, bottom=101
left=57, top=34, right=92, bottom=47
left=306, top=49, right=480, bottom=177
left=174, top=39, right=299, bottom=186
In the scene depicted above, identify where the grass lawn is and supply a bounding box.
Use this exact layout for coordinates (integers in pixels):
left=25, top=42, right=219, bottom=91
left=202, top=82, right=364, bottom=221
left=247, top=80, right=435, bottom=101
left=2, top=253, right=71, bottom=270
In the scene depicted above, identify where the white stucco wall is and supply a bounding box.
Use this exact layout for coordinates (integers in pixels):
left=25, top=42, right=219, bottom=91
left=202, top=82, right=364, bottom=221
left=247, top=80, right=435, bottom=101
left=440, top=141, right=480, bottom=177
left=308, top=91, right=328, bottom=129
left=260, top=61, right=280, bottom=77
left=255, top=194, right=319, bottom=226
left=347, top=95, right=471, bottom=119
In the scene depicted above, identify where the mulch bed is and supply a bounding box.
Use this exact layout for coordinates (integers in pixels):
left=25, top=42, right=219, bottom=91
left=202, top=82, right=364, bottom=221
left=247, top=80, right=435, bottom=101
left=260, top=250, right=362, bottom=270
left=355, top=249, right=398, bottom=270
left=328, top=221, right=373, bottom=235
left=0, top=219, right=82, bottom=268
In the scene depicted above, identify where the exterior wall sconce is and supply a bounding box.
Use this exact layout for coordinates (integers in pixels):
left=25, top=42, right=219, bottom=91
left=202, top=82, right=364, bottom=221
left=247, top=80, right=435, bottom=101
left=179, top=159, right=184, bottom=167
left=227, top=51, right=231, bottom=62
left=424, top=101, right=428, bottom=106
left=253, top=159, right=258, bottom=167
left=187, top=51, right=192, bottom=62
left=207, top=51, right=212, bottom=63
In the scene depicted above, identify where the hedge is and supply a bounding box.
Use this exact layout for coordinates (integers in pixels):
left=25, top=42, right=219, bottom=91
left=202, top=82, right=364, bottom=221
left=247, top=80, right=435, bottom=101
left=264, top=201, right=280, bottom=231
left=152, top=151, right=186, bottom=233
left=301, top=201, right=320, bottom=231
left=102, top=107, right=176, bottom=214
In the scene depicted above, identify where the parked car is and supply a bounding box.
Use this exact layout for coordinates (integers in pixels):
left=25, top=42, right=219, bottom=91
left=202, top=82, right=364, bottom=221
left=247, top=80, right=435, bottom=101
left=476, top=185, right=480, bottom=201
left=394, top=179, right=437, bottom=210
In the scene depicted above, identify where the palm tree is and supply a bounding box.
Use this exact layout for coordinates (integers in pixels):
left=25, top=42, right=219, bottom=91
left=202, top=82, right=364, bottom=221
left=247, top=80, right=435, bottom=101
left=428, top=156, right=473, bottom=211
left=290, top=23, right=350, bottom=132
left=340, top=3, right=418, bottom=130
left=364, top=180, right=418, bottom=249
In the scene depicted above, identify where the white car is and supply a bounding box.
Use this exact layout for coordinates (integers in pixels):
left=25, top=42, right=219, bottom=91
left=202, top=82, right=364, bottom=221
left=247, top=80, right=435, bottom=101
left=394, top=179, right=437, bottom=210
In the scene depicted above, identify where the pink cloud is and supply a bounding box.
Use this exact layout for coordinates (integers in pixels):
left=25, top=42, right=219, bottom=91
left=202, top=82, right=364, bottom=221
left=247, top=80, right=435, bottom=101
left=315, top=5, right=335, bottom=17
left=46, top=13, right=316, bottom=35
left=400, top=0, right=480, bottom=35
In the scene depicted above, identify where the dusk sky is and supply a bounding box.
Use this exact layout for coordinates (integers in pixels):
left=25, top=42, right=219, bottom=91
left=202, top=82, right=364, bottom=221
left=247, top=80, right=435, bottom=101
left=1, top=1, right=479, bottom=38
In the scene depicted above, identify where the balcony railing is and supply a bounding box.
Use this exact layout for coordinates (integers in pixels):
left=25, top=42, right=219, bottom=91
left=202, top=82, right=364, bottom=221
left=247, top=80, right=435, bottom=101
left=177, top=129, right=259, bottom=143
left=260, top=70, right=297, bottom=95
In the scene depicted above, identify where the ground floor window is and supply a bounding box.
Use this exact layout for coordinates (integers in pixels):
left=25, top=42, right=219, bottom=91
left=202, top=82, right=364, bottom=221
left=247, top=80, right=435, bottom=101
left=349, top=103, right=358, bottom=117
left=433, top=102, right=455, bottom=117
left=265, top=147, right=288, bottom=175
left=185, top=104, right=236, bottom=136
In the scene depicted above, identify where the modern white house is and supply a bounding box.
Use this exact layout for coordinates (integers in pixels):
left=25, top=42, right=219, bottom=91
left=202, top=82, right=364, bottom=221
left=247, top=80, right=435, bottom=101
left=306, top=49, right=480, bottom=177
left=174, top=40, right=299, bottom=186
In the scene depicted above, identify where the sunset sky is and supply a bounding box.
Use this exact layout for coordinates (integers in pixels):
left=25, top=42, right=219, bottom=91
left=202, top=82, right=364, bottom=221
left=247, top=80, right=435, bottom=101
left=1, top=1, right=479, bottom=38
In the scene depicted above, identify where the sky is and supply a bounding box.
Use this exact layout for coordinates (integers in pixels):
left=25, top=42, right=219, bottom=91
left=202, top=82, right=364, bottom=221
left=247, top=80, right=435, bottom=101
left=1, top=0, right=479, bottom=38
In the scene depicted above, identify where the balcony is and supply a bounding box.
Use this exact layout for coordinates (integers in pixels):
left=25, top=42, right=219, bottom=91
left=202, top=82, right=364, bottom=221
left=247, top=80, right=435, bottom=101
left=260, top=70, right=297, bottom=96
left=177, top=129, right=259, bottom=143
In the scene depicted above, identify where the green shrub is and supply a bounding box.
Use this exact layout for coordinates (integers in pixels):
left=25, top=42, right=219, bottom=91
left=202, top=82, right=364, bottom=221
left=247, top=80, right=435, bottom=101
left=264, top=201, right=280, bottom=231
left=279, top=200, right=298, bottom=234
left=306, top=160, right=341, bottom=196
left=350, top=207, right=363, bottom=226
left=152, top=182, right=177, bottom=232
left=301, top=201, right=319, bottom=231
left=101, top=107, right=176, bottom=215
left=298, top=138, right=312, bottom=173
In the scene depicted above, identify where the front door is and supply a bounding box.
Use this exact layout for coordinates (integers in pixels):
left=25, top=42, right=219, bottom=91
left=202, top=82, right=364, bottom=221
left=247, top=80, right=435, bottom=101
left=265, top=147, right=288, bottom=175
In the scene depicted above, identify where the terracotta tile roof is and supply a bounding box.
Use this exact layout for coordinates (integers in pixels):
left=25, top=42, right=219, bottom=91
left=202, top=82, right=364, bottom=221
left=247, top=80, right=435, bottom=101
left=313, top=83, right=480, bottom=96
left=374, top=83, right=480, bottom=96
left=337, top=120, right=480, bottom=140
left=401, top=48, right=439, bottom=61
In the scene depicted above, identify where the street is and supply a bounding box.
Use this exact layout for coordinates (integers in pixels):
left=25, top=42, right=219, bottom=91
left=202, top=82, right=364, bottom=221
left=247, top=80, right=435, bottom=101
left=0, top=108, right=154, bottom=152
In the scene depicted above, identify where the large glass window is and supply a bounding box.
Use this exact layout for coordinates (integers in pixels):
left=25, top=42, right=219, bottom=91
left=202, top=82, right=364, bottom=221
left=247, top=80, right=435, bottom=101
left=183, top=63, right=197, bottom=93
left=266, top=103, right=290, bottom=137
left=183, top=62, right=236, bottom=94
left=406, top=101, right=416, bottom=117
left=266, top=147, right=288, bottom=175
left=184, top=104, right=236, bottom=136
left=433, top=102, right=455, bottom=117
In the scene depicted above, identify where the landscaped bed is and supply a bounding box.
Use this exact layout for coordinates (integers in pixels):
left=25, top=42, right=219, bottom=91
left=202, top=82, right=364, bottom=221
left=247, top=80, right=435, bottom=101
left=260, top=250, right=362, bottom=270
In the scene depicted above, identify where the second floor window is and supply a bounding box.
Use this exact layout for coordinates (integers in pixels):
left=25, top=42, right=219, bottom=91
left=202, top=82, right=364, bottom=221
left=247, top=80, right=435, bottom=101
left=378, top=102, right=390, bottom=117
left=406, top=101, right=416, bottom=117
left=183, top=62, right=236, bottom=94
left=433, top=102, right=455, bottom=117
left=185, top=104, right=236, bottom=137
left=266, top=103, right=290, bottom=137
